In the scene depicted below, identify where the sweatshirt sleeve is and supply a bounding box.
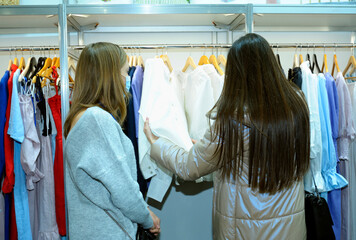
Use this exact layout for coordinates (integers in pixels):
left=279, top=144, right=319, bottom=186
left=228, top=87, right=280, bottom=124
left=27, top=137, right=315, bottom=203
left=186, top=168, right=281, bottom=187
left=67, top=111, right=153, bottom=229
left=150, top=127, right=219, bottom=181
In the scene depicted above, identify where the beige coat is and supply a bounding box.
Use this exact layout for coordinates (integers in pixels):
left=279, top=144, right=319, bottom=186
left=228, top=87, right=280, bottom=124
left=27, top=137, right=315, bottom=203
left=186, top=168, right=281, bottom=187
left=151, top=128, right=306, bottom=240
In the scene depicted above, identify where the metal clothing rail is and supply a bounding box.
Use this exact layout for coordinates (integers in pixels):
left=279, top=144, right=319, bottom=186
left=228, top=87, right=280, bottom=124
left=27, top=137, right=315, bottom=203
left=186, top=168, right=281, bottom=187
left=0, top=46, right=59, bottom=52
left=1, top=43, right=355, bottom=52
left=270, top=43, right=355, bottom=49
left=0, top=46, right=79, bottom=61
left=70, top=43, right=356, bottom=50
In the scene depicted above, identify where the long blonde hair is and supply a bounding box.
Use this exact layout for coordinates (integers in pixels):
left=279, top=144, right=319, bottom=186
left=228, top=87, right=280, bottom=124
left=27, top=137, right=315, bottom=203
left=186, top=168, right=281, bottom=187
left=64, top=42, right=128, bottom=138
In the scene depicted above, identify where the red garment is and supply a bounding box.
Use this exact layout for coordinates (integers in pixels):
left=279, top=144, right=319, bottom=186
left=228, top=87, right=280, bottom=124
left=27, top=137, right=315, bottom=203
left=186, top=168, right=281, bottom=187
left=48, top=91, right=66, bottom=236
left=2, top=64, right=17, bottom=193
left=10, top=193, right=17, bottom=240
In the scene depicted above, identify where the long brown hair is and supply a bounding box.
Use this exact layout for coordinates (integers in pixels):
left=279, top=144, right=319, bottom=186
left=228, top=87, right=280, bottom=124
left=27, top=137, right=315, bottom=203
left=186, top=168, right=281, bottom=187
left=64, top=42, right=128, bottom=138
left=209, top=33, right=310, bottom=194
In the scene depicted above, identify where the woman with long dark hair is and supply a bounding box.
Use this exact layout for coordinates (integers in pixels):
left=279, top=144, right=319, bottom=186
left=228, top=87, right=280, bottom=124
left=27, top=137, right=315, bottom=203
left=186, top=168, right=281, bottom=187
left=144, top=33, right=310, bottom=239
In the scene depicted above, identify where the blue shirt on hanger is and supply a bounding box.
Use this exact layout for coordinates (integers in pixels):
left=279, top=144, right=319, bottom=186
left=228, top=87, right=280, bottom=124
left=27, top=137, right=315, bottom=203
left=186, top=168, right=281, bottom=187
left=0, top=71, right=9, bottom=176
left=9, top=69, right=32, bottom=240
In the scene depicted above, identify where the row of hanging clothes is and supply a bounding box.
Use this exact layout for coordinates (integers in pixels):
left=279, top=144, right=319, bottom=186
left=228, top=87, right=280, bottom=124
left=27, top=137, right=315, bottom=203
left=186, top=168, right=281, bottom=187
left=125, top=46, right=356, bottom=240
left=0, top=52, right=75, bottom=240
left=286, top=49, right=356, bottom=240
left=122, top=51, right=226, bottom=240
left=125, top=51, right=226, bottom=198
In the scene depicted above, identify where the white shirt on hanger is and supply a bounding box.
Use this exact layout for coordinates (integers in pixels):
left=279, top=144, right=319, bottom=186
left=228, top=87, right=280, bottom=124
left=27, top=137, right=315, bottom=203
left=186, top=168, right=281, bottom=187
left=170, top=69, right=188, bottom=112
left=201, top=64, right=224, bottom=103
left=300, top=61, right=325, bottom=192
left=184, top=65, right=215, bottom=141
left=138, top=58, right=192, bottom=202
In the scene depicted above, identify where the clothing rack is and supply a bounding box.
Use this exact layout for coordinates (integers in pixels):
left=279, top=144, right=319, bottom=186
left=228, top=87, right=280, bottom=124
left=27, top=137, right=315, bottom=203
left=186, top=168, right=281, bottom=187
left=1, top=43, right=354, bottom=53
left=0, top=46, right=79, bottom=61
left=70, top=43, right=356, bottom=50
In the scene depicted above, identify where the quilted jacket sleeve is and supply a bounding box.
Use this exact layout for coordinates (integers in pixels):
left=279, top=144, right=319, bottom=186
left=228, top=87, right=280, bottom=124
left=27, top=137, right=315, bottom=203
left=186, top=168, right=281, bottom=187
left=150, top=128, right=219, bottom=181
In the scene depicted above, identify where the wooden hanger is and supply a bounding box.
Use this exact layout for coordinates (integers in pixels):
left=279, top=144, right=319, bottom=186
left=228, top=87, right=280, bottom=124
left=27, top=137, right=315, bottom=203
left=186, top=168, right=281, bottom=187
left=55, top=57, right=60, bottom=68
left=51, top=57, right=57, bottom=67
left=299, top=54, right=304, bottom=64
left=198, top=55, right=210, bottom=65
left=69, top=74, right=75, bottom=83
left=217, top=54, right=227, bottom=67
left=160, top=55, right=173, bottom=72
left=56, top=74, right=75, bottom=86
left=7, top=59, right=12, bottom=71
left=13, top=57, right=19, bottom=67
left=343, top=55, right=356, bottom=76
left=32, top=58, right=52, bottom=83
left=18, top=57, right=25, bottom=71
left=345, top=75, right=356, bottom=81
left=137, top=56, right=144, bottom=68
left=331, top=54, right=340, bottom=77
left=38, top=58, right=52, bottom=76
left=19, top=57, right=33, bottom=82
left=68, top=56, right=76, bottom=73
left=40, top=65, right=54, bottom=79
left=293, top=54, right=299, bottom=68
left=182, top=56, right=197, bottom=72
left=321, top=54, right=328, bottom=73
left=129, top=55, right=133, bottom=67
left=132, top=55, right=137, bottom=67
left=209, top=55, right=224, bottom=76
left=41, top=77, right=57, bottom=88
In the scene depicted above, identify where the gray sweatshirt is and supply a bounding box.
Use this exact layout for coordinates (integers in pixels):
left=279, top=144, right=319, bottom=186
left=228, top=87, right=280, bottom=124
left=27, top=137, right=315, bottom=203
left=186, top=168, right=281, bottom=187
left=64, top=106, right=153, bottom=240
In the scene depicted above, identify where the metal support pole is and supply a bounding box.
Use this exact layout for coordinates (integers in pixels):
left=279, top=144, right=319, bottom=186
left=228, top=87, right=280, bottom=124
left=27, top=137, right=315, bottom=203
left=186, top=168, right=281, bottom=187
left=245, top=4, right=253, bottom=34
left=352, top=31, right=356, bottom=56
left=59, top=3, right=69, bottom=126
left=78, top=31, right=84, bottom=46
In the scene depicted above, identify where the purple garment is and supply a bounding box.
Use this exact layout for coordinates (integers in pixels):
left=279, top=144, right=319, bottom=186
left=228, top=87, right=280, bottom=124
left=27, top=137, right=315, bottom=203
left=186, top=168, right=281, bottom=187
left=325, top=73, right=341, bottom=239
left=335, top=72, right=355, bottom=240
left=131, top=66, right=144, bottom=138
left=324, top=73, right=342, bottom=240
left=335, top=72, right=356, bottom=160
left=324, top=73, right=339, bottom=159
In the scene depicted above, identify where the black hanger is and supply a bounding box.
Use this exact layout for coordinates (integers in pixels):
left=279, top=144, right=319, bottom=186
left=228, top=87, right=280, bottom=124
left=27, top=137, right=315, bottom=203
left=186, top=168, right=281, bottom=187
left=276, top=54, right=282, bottom=69
left=30, top=57, right=45, bottom=79
left=25, top=57, right=37, bottom=79
left=306, top=53, right=314, bottom=72
left=313, top=54, right=321, bottom=74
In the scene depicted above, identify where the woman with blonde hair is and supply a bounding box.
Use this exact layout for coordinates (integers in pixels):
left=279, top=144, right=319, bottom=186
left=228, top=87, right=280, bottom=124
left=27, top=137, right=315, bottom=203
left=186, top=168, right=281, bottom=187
left=144, top=33, right=310, bottom=239
left=64, top=42, right=160, bottom=239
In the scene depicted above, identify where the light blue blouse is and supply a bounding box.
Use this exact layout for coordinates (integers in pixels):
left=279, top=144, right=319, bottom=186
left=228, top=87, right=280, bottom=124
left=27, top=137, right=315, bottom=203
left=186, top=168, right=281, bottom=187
left=9, top=69, right=32, bottom=240
left=317, top=74, right=348, bottom=191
